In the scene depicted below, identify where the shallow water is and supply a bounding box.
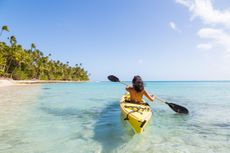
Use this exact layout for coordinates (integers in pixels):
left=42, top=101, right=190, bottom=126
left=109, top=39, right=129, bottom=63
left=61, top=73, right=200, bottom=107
left=0, top=81, right=230, bottom=153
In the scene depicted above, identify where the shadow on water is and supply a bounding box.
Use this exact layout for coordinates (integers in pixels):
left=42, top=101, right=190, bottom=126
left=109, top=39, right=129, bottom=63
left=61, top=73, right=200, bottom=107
left=93, top=101, right=134, bottom=153
left=40, top=106, right=100, bottom=121
left=39, top=102, right=135, bottom=152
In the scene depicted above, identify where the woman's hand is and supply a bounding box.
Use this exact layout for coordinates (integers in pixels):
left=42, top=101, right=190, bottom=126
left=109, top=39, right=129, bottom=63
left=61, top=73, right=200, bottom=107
left=150, top=95, right=156, bottom=101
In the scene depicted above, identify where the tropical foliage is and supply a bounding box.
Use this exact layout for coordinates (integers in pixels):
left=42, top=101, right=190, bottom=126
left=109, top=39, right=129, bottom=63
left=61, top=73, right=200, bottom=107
left=0, top=25, right=89, bottom=81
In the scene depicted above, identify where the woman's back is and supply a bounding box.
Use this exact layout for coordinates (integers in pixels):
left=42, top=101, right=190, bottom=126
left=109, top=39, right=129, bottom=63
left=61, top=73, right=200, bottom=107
left=127, top=87, right=144, bottom=102
left=126, top=75, right=155, bottom=103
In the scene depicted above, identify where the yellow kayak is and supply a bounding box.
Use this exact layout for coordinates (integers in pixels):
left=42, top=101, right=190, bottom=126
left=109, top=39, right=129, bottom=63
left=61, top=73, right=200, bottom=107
left=120, top=93, right=152, bottom=133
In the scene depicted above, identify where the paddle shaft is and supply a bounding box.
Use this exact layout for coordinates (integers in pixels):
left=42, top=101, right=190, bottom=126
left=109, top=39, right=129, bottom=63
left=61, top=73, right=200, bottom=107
left=154, top=96, right=168, bottom=104
left=119, top=81, right=129, bottom=86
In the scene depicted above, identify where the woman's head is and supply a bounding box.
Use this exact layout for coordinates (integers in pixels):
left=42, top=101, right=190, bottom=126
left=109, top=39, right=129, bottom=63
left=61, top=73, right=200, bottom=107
left=132, top=75, right=144, bottom=92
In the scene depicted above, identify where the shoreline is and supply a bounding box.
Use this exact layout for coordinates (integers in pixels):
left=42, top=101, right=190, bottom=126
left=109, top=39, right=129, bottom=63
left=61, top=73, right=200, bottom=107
left=0, top=78, right=89, bottom=87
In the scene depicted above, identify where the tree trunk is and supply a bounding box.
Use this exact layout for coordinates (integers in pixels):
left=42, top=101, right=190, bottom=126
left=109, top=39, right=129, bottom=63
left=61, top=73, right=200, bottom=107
left=5, top=57, right=13, bottom=74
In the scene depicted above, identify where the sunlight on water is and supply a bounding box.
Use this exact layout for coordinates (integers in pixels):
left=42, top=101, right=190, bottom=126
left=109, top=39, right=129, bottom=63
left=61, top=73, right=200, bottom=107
left=0, top=82, right=230, bottom=153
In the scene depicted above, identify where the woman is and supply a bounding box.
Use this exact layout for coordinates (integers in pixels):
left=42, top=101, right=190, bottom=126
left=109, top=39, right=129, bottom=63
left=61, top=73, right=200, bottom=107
left=126, top=75, right=155, bottom=103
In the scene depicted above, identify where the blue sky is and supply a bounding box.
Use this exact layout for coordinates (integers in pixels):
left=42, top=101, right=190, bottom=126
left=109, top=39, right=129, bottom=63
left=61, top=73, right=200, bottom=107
left=1, top=0, right=230, bottom=81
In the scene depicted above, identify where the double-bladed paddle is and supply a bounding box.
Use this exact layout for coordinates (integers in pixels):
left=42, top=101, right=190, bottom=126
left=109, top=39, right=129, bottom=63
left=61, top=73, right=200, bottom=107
left=107, top=75, right=189, bottom=114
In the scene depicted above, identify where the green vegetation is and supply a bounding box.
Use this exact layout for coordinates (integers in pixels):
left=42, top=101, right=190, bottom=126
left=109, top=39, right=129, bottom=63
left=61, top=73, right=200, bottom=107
left=0, top=25, right=89, bottom=81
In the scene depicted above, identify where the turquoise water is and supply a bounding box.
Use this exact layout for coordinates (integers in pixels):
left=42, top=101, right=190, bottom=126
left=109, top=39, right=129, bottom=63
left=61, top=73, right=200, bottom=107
left=0, top=81, right=230, bottom=153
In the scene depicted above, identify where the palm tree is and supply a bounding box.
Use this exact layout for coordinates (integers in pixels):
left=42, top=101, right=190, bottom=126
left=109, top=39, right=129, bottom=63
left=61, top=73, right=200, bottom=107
left=31, top=43, right=36, bottom=51
left=32, top=50, right=44, bottom=79
left=5, top=36, right=17, bottom=74
left=0, top=53, right=6, bottom=76
left=0, top=25, right=9, bottom=38
left=10, top=46, right=28, bottom=78
left=0, top=25, right=90, bottom=80
left=10, top=36, right=17, bottom=46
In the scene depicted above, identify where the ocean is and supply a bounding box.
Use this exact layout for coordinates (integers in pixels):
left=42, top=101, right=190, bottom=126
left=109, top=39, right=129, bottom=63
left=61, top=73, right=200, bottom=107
left=0, top=81, right=230, bottom=153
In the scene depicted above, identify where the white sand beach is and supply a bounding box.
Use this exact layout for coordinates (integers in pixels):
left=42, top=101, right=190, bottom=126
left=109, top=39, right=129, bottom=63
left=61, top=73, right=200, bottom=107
left=0, top=79, right=88, bottom=88
left=0, top=79, right=14, bottom=87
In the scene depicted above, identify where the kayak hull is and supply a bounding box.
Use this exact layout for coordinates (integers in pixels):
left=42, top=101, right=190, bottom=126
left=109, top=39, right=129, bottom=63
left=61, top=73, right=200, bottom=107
left=120, top=93, right=152, bottom=133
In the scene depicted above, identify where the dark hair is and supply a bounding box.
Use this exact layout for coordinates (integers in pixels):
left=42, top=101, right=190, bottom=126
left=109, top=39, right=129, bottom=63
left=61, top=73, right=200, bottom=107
left=132, top=75, right=144, bottom=92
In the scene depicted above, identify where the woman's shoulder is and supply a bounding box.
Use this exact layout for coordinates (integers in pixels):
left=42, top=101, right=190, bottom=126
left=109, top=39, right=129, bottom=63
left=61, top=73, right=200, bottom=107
left=126, top=86, right=133, bottom=89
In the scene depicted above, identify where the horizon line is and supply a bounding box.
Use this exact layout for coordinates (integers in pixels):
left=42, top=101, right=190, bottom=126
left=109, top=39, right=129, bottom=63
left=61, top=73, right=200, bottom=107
left=98, top=80, right=230, bottom=82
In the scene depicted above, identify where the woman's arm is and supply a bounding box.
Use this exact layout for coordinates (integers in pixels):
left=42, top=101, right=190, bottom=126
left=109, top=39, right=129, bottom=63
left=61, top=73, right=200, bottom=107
left=143, top=90, right=155, bottom=101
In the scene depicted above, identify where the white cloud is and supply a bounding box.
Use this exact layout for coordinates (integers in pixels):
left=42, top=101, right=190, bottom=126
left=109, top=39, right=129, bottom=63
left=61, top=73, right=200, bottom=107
left=176, top=0, right=230, bottom=77
left=197, top=28, right=230, bottom=54
left=169, top=22, right=176, bottom=30
left=176, top=0, right=191, bottom=7
left=169, top=21, right=181, bottom=32
left=197, top=43, right=212, bottom=50
left=138, top=59, right=143, bottom=64
left=176, top=0, right=230, bottom=27
left=176, top=0, right=230, bottom=56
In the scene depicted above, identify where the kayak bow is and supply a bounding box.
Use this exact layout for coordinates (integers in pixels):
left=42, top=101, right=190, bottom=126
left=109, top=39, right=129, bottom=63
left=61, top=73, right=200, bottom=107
left=120, top=93, right=152, bottom=133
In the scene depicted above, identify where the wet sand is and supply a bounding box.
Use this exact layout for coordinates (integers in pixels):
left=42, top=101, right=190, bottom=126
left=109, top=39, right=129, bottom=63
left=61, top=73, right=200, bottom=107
left=0, top=79, right=88, bottom=88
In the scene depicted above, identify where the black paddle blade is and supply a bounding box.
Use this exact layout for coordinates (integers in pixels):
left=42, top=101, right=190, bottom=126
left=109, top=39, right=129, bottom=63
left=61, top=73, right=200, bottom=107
left=107, top=75, right=120, bottom=82
left=165, top=102, right=189, bottom=114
